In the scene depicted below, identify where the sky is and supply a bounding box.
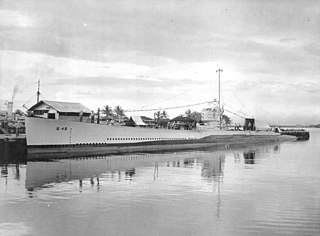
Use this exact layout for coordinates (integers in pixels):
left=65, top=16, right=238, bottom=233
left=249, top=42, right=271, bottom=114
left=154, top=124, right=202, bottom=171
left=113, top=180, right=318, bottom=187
left=0, top=0, right=319, bottom=125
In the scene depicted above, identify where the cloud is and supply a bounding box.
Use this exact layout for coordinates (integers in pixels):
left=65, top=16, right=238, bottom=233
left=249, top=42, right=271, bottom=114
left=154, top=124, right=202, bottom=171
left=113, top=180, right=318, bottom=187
left=1, top=0, right=320, bottom=124
left=0, top=9, right=35, bottom=28
left=48, top=76, right=200, bottom=89
left=279, top=38, right=296, bottom=43
left=0, top=50, right=150, bottom=80
left=0, top=50, right=213, bottom=114
left=1, top=0, right=319, bottom=67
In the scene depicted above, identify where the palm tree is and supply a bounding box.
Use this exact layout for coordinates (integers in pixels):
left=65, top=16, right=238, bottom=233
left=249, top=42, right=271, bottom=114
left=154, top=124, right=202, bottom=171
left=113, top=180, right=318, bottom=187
left=114, top=105, right=124, bottom=120
left=103, top=105, right=113, bottom=118
left=154, top=111, right=162, bottom=126
left=185, top=109, right=192, bottom=118
left=154, top=110, right=169, bottom=128
left=162, top=110, right=169, bottom=119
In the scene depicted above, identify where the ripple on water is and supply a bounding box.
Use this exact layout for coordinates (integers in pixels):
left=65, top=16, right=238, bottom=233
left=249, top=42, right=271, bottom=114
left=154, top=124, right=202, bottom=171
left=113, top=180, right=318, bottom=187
left=1, top=131, right=320, bottom=236
left=0, top=222, right=33, bottom=236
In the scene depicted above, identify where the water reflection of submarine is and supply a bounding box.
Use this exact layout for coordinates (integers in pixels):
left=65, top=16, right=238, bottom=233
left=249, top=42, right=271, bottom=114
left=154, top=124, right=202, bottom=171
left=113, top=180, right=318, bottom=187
left=201, top=156, right=225, bottom=180
left=25, top=152, right=204, bottom=189
left=26, top=155, right=152, bottom=189
left=243, top=151, right=256, bottom=164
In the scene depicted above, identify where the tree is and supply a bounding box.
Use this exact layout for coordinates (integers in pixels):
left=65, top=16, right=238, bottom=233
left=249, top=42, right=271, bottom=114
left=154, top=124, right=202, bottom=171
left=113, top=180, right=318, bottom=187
left=222, top=114, right=231, bottom=125
left=114, top=105, right=124, bottom=119
left=162, top=110, right=169, bottom=119
left=154, top=110, right=169, bottom=127
left=185, top=109, right=192, bottom=118
left=190, top=111, right=202, bottom=122
left=184, top=109, right=202, bottom=122
left=154, top=111, right=162, bottom=125
left=14, top=109, right=24, bottom=116
left=102, top=105, right=113, bottom=118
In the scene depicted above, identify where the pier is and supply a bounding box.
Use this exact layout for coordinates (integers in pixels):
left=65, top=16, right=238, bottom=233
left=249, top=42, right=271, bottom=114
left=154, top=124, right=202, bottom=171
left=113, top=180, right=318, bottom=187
left=281, top=129, right=310, bottom=140
left=0, top=134, right=27, bottom=163
left=0, top=134, right=26, bottom=143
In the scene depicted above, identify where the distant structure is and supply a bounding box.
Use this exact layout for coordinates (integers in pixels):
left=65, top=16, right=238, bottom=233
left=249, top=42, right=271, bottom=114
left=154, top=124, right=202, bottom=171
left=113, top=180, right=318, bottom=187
left=28, top=100, right=92, bottom=122
left=200, top=100, right=222, bottom=129
left=131, top=116, right=147, bottom=127
left=6, top=101, right=13, bottom=120
left=168, top=116, right=196, bottom=130
left=140, top=116, right=155, bottom=127
left=123, top=116, right=155, bottom=127
left=0, top=100, right=26, bottom=135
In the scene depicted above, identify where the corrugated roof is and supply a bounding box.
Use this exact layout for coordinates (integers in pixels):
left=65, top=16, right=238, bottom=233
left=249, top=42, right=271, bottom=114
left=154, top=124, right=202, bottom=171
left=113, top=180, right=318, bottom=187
left=141, top=116, right=153, bottom=121
left=29, top=100, right=92, bottom=113
left=131, top=116, right=147, bottom=126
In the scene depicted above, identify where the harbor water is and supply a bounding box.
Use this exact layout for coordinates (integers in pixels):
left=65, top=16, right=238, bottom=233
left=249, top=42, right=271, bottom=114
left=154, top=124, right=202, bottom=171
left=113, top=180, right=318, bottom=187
left=1, top=129, right=320, bottom=236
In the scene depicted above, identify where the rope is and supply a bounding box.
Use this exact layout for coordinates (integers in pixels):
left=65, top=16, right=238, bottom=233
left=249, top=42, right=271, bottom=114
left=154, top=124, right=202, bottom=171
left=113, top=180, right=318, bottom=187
left=125, top=100, right=248, bottom=121
left=223, top=108, right=246, bottom=119
left=223, top=103, right=250, bottom=118
left=124, top=100, right=214, bottom=112
left=140, top=80, right=210, bottom=109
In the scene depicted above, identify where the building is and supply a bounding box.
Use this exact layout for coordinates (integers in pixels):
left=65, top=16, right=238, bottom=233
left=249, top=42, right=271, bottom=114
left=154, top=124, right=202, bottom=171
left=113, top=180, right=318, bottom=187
left=131, top=116, right=147, bottom=127
left=28, top=100, right=92, bottom=122
left=0, top=110, right=6, bottom=122
left=0, top=110, right=7, bottom=134
left=169, top=116, right=196, bottom=130
left=141, top=116, right=155, bottom=127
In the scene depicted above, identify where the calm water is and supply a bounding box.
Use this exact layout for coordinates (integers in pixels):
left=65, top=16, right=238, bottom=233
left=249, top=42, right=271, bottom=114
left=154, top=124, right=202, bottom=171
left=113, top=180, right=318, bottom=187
left=1, top=129, right=320, bottom=236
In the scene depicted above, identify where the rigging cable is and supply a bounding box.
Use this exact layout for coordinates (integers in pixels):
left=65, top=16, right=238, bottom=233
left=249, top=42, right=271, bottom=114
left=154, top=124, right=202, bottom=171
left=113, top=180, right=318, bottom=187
left=125, top=100, right=214, bottom=112
left=223, top=108, right=246, bottom=119
left=223, top=103, right=251, bottom=118
left=140, top=79, right=211, bottom=108
left=126, top=100, right=248, bottom=121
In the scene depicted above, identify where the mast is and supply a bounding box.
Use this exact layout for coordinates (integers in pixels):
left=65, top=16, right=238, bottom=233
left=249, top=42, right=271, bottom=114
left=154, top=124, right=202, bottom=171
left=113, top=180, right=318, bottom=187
left=37, top=79, right=40, bottom=103
left=216, top=68, right=223, bottom=129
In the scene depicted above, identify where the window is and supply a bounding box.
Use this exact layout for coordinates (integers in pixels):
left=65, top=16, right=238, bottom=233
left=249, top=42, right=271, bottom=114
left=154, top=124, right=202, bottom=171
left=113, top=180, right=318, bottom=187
left=34, top=110, right=47, bottom=115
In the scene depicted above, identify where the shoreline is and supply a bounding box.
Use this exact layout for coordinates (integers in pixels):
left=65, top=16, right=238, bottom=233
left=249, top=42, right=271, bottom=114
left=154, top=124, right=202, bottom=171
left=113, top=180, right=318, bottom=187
left=0, top=134, right=26, bottom=140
